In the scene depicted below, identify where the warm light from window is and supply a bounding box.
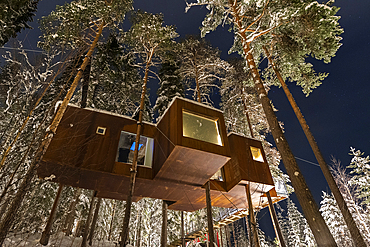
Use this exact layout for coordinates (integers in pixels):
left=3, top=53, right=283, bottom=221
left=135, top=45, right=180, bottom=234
left=182, top=110, right=223, bottom=146
left=250, top=146, right=264, bottom=162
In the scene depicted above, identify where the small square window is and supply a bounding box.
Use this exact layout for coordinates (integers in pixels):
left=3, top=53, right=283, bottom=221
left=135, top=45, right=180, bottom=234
left=250, top=146, right=264, bottom=162
left=96, top=127, right=106, bottom=135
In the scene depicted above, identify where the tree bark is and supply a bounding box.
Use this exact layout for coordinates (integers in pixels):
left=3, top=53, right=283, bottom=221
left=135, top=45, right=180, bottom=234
left=266, top=191, right=286, bottom=247
left=0, top=21, right=104, bottom=246
left=80, top=58, right=91, bottom=109
left=161, top=200, right=168, bottom=247
left=108, top=200, right=116, bottom=241
left=226, top=1, right=337, bottom=245
left=232, top=222, right=238, bottom=247
left=88, top=197, right=102, bottom=246
left=206, top=181, right=215, bottom=247
left=64, top=187, right=82, bottom=236
left=263, top=46, right=367, bottom=247
left=136, top=212, right=142, bottom=247
left=181, top=211, right=185, bottom=247
left=120, top=48, right=155, bottom=247
left=245, top=184, right=260, bottom=247
left=81, top=191, right=96, bottom=247
left=40, top=184, right=64, bottom=245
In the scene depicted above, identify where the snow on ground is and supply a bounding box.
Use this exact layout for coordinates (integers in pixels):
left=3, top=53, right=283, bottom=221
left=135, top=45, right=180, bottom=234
left=3, top=232, right=122, bottom=247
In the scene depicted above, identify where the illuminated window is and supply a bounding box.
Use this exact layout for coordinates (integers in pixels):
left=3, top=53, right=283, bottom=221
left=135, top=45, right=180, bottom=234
left=182, top=110, right=223, bottom=146
left=250, top=146, right=264, bottom=162
left=211, top=169, right=224, bottom=181
left=116, top=131, right=154, bottom=167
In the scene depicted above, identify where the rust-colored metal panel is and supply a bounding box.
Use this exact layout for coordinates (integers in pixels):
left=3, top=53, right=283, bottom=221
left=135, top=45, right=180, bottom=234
left=154, top=146, right=230, bottom=187
left=41, top=105, right=156, bottom=177
left=154, top=97, right=231, bottom=178
left=224, top=133, right=274, bottom=192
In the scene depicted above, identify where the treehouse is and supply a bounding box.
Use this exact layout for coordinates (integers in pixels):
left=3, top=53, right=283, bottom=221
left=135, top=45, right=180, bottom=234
left=37, top=97, right=278, bottom=212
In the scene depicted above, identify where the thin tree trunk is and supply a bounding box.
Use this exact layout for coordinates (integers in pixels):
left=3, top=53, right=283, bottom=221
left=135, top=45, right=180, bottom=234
left=136, top=213, right=142, bottom=247
left=266, top=191, right=286, bottom=247
left=64, top=187, right=82, bottom=236
left=181, top=211, right=185, bottom=247
left=226, top=1, right=337, bottom=245
left=245, top=215, right=253, bottom=247
left=40, top=184, right=64, bottom=245
left=80, top=59, right=91, bottom=109
left=0, top=21, right=104, bottom=246
left=225, top=225, right=231, bottom=247
left=120, top=48, right=155, bottom=247
left=206, top=181, right=215, bottom=247
left=219, top=227, right=224, bottom=247
left=245, top=184, right=260, bottom=247
left=81, top=191, right=96, bottom=247
left=263, top=46, right=367, bottom=247
left=108, top=200, right=116, bottom=241
left=232, top=222, right=238, bottom=247
left=241, top=89, right=254, bottom=138
left=161, top=200, right=168, bottom=247
left=88, top=197, right=102, bottom=246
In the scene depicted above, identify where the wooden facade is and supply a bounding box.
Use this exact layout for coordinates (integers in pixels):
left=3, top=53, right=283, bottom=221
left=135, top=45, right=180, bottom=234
left=38, top=97, right=285, bottom=212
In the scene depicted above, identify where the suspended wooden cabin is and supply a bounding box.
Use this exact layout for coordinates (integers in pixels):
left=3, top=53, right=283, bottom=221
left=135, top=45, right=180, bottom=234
left=38, top=97, right=284, bottom=211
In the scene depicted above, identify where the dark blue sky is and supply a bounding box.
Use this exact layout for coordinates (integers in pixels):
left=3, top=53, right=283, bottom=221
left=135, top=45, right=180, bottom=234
left=3, top=0, right=370, bottom=240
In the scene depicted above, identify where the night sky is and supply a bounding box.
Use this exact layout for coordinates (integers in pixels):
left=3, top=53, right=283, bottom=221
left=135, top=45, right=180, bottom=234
left=3, top=0, right=370, bottom=240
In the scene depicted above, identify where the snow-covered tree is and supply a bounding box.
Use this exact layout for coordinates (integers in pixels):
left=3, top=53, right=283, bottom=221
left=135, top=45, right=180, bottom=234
left=179, top=36, right=230, bottom=104
left=320, top=191, right=354, bottom=246
left=0, top=0, right=39, bottom=46
left=185, top=1, right=338, bottom=244
left=348, top=147, right=370, bottom=206
left=154, top=51, right=184, bottom=121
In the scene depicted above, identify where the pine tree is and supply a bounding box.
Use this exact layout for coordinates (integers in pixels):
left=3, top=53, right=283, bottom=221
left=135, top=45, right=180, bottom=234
left=0, top=0, right=133, bottom=243
left=120, top=10, right=178, bottom=246
left=185, top=1, right=337, bottom=244
left=0, top=0, right=39, bottom=46
left=348, top=147, right=370, bottom=206
left=154, top=51, right=184, bottom=121
left=179, top=36, right=230, bottom=105
left=320, top=192, right=354, bottom=246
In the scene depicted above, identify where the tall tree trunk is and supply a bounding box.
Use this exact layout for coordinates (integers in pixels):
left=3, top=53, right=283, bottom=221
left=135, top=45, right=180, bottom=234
left=266, top=191, right=286, bottom=247
left=161, top=200, right=168, bottom=247
left=226, top=1, right=337, bottom=245
left=225, top=225, right=231, bottom=247
left=263, top=47, right=367, bottom=247
left=241, top=89, right=254, bottom=138
left=0, top=21, right=104, bottom=246
left=136, top=213, right=142, bottom=247
left=206, top=181, right=215, bottom=247
left=245, top=215, right=253, bottom=247
left=88, top=197, right=102, bottom=246
left=245, top=184, right=260, bottom=247
left=40, top=184, right=64, bottom=245
left=120, top=48, right=155, bottom=247
left=108, top=200, right=116, bottom=241
left=181, top=211, right=185, bottom=247
left=64, top=187, right=82, bottom=236
left=219, top=227, right=224, bottom=247
left=232, top=222, right=238, bottom=247
left=80, top=59, right=91, bottom=109
left=81, top=191, right=96, bottom=247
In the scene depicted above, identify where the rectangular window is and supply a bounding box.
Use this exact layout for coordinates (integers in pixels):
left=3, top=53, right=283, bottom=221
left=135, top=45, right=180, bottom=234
left=182, top=110, right=223, bottom=146
left=250, top=146, right=264, bottom=162
left=116, top=131, right=154, bottom=168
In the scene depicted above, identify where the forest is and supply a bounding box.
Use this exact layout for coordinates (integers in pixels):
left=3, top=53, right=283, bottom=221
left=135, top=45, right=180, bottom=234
left=0, top=0, right=370, bottom=246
